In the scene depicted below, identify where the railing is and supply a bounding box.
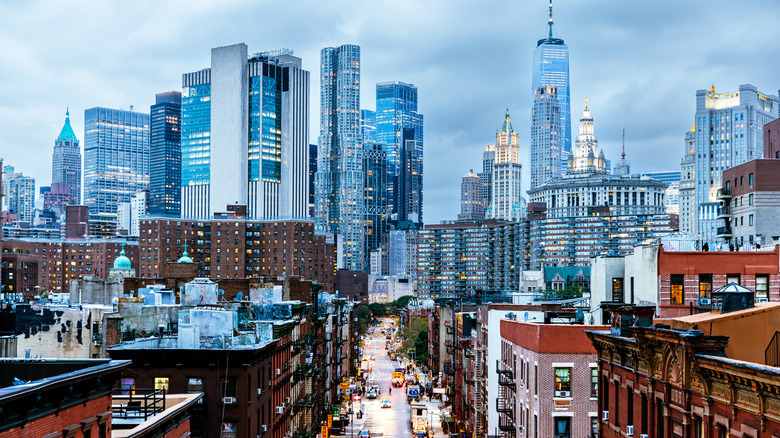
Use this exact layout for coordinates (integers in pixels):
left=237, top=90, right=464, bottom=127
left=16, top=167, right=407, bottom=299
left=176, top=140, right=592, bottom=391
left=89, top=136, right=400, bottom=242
left=716, top=226, right=732, bottom=236
left=496, top=360, right=516, bottom=390
left=766, top=331, right=780, bottom=367
left=112, top=388, right=166, bottom=421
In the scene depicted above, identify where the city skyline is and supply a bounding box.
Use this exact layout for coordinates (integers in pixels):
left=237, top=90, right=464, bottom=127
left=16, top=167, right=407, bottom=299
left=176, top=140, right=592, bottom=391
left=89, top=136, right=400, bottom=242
left=3, top=0, right=780, bottom=224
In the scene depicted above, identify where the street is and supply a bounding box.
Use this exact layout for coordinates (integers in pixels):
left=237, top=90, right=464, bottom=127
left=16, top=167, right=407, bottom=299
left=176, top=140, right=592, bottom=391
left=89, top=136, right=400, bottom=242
left=341, top=319, right=445, bottom=438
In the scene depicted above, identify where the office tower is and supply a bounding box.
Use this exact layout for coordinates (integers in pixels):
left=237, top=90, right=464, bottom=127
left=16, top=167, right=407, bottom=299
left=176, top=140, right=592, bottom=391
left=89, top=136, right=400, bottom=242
left=486, top=110, right=523, bottom=221
left=679, top=129, right=696, bottom=234
left=375, top=82, right=424, bottom=220
left=458, top=170, right=483, bottom=221
left=51, top=108, right=81, bottom=207
left=641, top=171, right=681, bottom=215
left=149, top=91, right=182, bottom=216
left=181, top=44, right=310, bottom=219
left=478, top=147, right=495, bottom=218
left=532, top=0, right=571, bottom=170
left=360, top=109, right=376, bottom=143
left=530, top=86, right=562, bottom=189
left=83, top=107, right=150, bottom=221
left=1, top=165, right=36, bottom=222
left=363, top=142, right=389, bottom=267
left=567, top=100, right=606, bottom=174
left=687, top=84, right=778, bottom=242
left=309, top=143, right=317, bottom=217
left=316, top=44, right=364, bottom=271
left=398, top=127, right=423, bottom=223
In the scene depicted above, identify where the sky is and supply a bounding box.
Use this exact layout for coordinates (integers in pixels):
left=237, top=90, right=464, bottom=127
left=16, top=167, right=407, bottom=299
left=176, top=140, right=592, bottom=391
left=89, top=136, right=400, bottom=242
left=2, top=0, right=780, bottom=224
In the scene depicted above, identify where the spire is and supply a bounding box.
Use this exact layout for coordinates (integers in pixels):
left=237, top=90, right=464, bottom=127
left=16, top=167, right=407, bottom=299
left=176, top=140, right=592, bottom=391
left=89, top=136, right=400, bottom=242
left=57, top=107, right=78, bottom=142
left=711, top=83, right=716, bottom=93
left=501, top=108, right=513, bottom=132
left=621, top=129, right=626, bottom=160
left=548, top=0, right=554, bottom=39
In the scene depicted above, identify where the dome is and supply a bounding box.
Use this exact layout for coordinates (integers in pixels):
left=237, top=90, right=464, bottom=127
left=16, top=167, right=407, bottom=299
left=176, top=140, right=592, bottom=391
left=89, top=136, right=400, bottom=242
left=177, top=242, right=194, bottom=263
left=113, top=244, right=132, bottom=270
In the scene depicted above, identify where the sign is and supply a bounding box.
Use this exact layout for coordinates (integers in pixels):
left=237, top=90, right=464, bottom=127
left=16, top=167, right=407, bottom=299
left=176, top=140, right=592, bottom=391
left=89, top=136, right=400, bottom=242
left=327, top=414, right=333, bottom=428
left=321, top=426, right=328, bottom=438
left=332, top=407, right=340, bottom=421
left=554, top=400, right=571, bottom=407
left=353, top=394, right=361, bottom=401
left=409, top=388, right=419, bottom=397
left=433, top=388, right=446, bottom=394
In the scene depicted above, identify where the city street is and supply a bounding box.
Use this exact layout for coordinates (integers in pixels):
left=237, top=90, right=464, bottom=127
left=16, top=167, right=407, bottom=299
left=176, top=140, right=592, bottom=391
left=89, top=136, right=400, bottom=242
left=341, top=320, right=445, bottom=438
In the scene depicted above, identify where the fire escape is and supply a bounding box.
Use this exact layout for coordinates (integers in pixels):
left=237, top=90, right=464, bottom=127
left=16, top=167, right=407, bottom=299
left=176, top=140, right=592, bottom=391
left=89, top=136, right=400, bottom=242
left=496, top=359, right=517, bottom=438
left=473, top=342, right=487, bottom=437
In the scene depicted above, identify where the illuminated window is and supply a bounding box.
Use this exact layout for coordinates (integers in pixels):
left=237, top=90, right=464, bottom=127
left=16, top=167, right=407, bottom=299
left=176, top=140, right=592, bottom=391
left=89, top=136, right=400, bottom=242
left=699, top=274, right=712, bottom=298
left=554, top=368, right=571, bottom=393
left=756, top=276, right=769, bottom=300
left=671, top=275, right=684, bottom=304
left=154, top=377, right=169, bottom=391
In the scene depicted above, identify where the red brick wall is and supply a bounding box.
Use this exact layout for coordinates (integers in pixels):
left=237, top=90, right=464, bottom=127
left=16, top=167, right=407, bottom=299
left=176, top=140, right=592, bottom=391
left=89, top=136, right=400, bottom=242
left=0, top=395, right=111, bottom=438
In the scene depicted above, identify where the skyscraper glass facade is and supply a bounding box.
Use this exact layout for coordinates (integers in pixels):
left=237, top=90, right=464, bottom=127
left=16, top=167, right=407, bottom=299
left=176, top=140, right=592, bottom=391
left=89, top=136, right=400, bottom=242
left=51, top=109, right=81, bottom=207
left=181, top=82, right=211, bottom=187
left=149, top=91, right=182, bottom=216
left=361, top=109, right=376, bottom=143
left=364, top=142, right=389, bottom=267
left=530, top=86, right=562, bottom=190
left=249, top=73, right=282, bottom=183
left=83, top=107, right=150, bottom=220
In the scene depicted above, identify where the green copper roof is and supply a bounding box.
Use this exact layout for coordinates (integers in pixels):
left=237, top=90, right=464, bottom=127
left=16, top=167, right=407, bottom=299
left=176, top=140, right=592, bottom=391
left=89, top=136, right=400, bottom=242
left=177, top=242, right=194, bottom=263
left=113, top=243, right=132, bottom=270
left=58, top=108, right=78, bottom=142
left=501, top=108, right=513, bottom=132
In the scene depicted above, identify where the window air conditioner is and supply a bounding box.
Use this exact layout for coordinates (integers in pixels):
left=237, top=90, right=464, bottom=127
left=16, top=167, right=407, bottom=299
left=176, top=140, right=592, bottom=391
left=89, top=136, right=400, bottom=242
left=262, top=425, right=268, bottom=432
left=257, top=388, right=263, bottom=396
left=554, top=390, right=570, bottom=397
left=276, top=406, right=284, bottom=414
left=627, top=425, right=634, bottom=436
left=641, top=434, right=648, bottom=438
left=602, top=410, right=609, bottom=421
left=286, top=396, right=291, bottom=404
left=223, top=396, right=236, bottom=404
left=276, top=368, right=281, bottom=376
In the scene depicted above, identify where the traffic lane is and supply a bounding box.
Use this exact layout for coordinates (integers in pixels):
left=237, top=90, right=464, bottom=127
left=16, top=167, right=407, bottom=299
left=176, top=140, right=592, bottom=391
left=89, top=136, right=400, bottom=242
left=361, top=336, right=411, bottom=438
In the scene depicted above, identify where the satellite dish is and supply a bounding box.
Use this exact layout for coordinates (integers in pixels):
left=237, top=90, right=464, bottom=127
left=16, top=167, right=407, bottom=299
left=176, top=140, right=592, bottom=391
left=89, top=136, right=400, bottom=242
left=236, top=291, right=244, bottom=301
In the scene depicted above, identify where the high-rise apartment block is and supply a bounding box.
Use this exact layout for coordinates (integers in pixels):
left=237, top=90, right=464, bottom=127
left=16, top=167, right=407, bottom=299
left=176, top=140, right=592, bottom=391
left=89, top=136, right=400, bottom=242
left=181, top=44, right=310, bottom=219
left=51, top=109, right=81, bottom=209
left=1, top=165, right=35, bottom=222
left=532, top=2, right=571, bottom=171
left=83, top=107, right=150, bottom=221
left=375, top=82, right=424, bottom=222
left=683, top=84, right=778, bottom=242
left=530, top=86, right=562, bottom=189
left=486, top=110, right=522, bottom=221
left=458, top=170, right=483, bottom=221
left=316, top=44, right=364, bottom=271
left=149, top=91, right=182, bottom=217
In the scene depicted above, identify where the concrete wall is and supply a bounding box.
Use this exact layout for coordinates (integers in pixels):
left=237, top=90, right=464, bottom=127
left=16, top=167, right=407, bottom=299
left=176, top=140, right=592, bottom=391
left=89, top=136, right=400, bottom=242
left=69, top=274, right=124, bottom=305
left=11, top=304, right=113, bottom=358
left=590, top=257, right=626, bottom=324
left=625, top=245, right=661, bottom=307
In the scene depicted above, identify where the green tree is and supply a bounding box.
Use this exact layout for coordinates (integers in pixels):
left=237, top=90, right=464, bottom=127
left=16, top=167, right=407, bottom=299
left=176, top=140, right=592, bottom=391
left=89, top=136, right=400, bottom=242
left=396, top=317, right=428, bottom=360
left=414, top=329, right=429, bottom=364
left=356, top=305, right=371, bottom=337
left=368, top=303, right=387, bottom=317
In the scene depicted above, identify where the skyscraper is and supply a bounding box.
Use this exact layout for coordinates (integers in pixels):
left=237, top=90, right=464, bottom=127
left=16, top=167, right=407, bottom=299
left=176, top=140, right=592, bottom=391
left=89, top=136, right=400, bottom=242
left=309, top=143, right=317, bottom=217
left=375, top=82, right=423, bottom=221
left=532, top=0, right=571, bottom=171
left=360, top=109, right=376, bottom=143
left=398, top=128, right=423, bottom=223
left=149, top=91, right=182, bottom=217
left=530, top=86, right=562, bottom=189
left=478, top=146, right=495, bottom=218
left=51, top=109, right=81, bottom=208
left=316, top=44, right=364, bottom=271
left=688, top=84, right=778, bottom=242
left=486, top=110, right=523, bottom=221
left=458, top=169, right=483, bottom=221
left=1, top=165, right=35, bottom=222
left=83, top=107, right=150, bottom=221
left=181, top=44, right=310, bottom=219
left=363, top=142, right=389, bottom=267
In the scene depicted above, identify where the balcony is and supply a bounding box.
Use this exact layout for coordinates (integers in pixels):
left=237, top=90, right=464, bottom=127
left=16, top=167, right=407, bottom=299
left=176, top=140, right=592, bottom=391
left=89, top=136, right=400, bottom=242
left=716, top=226, right=732, bottom=238
left=717, top=187, right=732, bottom=200
left=716, top=206, right=731, bottom=220
left=496, top=398, right=513, bottom=415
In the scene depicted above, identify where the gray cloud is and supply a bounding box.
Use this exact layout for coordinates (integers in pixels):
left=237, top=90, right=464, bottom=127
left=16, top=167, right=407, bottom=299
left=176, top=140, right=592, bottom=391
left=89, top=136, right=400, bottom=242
left=2, top=0, right=779, bottom=224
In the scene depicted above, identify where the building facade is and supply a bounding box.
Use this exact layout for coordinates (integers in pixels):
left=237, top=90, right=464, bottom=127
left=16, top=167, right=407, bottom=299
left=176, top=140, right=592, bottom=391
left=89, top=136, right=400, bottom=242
left=83, top=107, right=150, bottom=222
left=181, top=44, right=310, bottom=219
left=679, top=129, right=697, bottom=234
left=363, top=142, right=389, bottom=268
left=718, top=159, right=780, bottom=247
left=530, top=86, right=562, bottom=190
left=532, top=2, right=571, bottom=171
left=1, top=165, right=35, bottom=223
left=641, top=171, right=681, bottom=215
left=149, top=91, right=182, bottom=217
left=486, top=110, right=523, bottom=221
left=51, top=108, right=81, bottom=208
left=316, top=44, right=364, bottom=271
left=687, top=84, right=778, bottom=243
left=458, top=170, right=483, bottom=221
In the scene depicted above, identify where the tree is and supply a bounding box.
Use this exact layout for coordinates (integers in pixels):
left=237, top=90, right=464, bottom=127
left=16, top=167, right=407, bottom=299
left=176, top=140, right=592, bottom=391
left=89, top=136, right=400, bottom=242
left=368, top=303, right=386, bottom=317
left=396, top=317, right=428, bottom=360
left=356, top=305, right=371, bottom=337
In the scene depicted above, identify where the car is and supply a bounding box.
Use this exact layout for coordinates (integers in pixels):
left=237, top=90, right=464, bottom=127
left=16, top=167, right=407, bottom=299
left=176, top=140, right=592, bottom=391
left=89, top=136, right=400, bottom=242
left=360, top=430, right=371, bottom=438
left=367, top=389, right=377, bottom=399
left=381, top=399, right=391, bottom=408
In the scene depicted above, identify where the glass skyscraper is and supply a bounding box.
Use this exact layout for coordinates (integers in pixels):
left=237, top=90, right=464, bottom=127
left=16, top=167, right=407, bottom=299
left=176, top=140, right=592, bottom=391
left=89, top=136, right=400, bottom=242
left=375, top=81, right=423, bottom=222
left=149, top=91, right=182, bottom=217
left=532, top=2, right=571, bottom=173
left=83, top=107, right=150, bottom=220
left=360, top=109, right=376, bottom=143
left=530, top=86, right=562, bottom=189
left=363, top=142, right=389, bottom=268
left=316, top=44, right=364, bottom=270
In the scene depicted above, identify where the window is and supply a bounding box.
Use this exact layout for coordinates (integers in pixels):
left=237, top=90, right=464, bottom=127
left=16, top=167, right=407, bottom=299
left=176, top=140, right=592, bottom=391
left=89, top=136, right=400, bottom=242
left=222, top=422, right=237, bottom=438
left=554, top=417, right=571, bottom=438
left=749, top=194, right=753, bottom=205
left=756, top=276, right=769, bottom=300
left=591, top=367, right=598, bottom=398
left=627, top=386, right=634, bottom=426
left=749, top=173, right=754, bottom=185
left=749, top=214, right=754, bottom=226
left=120, top=377, right=136, bottom=395
left=612, top=278, right=624, bottom=302
left=154, top=377, right=169, bottom=391
left=727, top=274, right=740, bottom=285
left=671, top=275, right=684, bottom=304
left=591, top=416, right=599, bottom=438
left=694, top=416, right=704, bottom=438
left=699, top=274, right=712, bottom=298
left=221, top=377, right=237, bottom=398
left=555, top=368, right=572, bottom=395
left=188, top=377, right=203, bottom=393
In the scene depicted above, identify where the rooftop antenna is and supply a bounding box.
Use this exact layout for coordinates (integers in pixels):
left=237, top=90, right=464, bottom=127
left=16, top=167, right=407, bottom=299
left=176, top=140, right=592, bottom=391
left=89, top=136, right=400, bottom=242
left=621, top=129, right=626, bottom=161
left=548, top=0, right=554, bottom=39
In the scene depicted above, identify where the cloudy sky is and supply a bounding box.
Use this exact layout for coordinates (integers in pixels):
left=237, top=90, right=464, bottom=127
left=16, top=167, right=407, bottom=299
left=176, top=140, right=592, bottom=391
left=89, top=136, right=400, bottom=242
left=2, top=0, right=779, bottom=224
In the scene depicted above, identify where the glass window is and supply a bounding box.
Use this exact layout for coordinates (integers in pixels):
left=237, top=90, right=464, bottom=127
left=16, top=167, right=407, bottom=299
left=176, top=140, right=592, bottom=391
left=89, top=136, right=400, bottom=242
left=749, top=215, right=754, bottom=226
left=555, top=417, right=571, bottom=438
left=727, top=274, right=740, bottom=285
left=591, top=367, right=598, bottom=398
left=749, top=173, right=754, bottom=185
left=671, top=275, right=684, bottom=304
left=756, top=276, right=769, bottom=299
left=154, top=377, right=169, bottom=391
left=555, top=368, right=572, bottom=394
left=749, top=194, right=753, bottom=205
left=221, top=377, right=237, bottom=398
left=120, top=377, right=135, bottom=395
left=187, top=377, right=203, bottom=393
left=612, top=278, right=624, bottom=302
left=591, top=416, right=599, bottom=438
left=699, top=274, right=712, bottom=298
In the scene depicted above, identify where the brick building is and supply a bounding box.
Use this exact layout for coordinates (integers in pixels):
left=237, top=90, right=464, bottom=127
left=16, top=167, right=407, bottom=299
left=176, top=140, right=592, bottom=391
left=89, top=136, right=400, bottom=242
left=1, top=252, right=38, bottom=299
left=499, top=320, right=609, bottom=438
left=137, top=217, right=335, bottom=292
left=718, top=159, right=780, bottom=247
left=588, top=303, right=780, bottom=438
left=2, top=238, right=138, bottom=294
left=764, top=117, right=780, bottom=159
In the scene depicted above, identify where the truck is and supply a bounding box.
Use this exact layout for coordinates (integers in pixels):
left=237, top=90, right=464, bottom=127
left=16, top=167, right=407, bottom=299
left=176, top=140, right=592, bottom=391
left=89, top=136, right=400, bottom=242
left=407, top=384, right=421, bottom=403
left=410, top=403, right=428, bottom=436
left=391, top=368, right=405, bottom=387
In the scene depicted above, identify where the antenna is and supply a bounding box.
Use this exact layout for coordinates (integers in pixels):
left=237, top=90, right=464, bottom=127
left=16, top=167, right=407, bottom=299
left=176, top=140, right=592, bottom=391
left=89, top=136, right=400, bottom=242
left=548, top=0, right=554, bottom=39
left=621, top=129, right=626, bottom=160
